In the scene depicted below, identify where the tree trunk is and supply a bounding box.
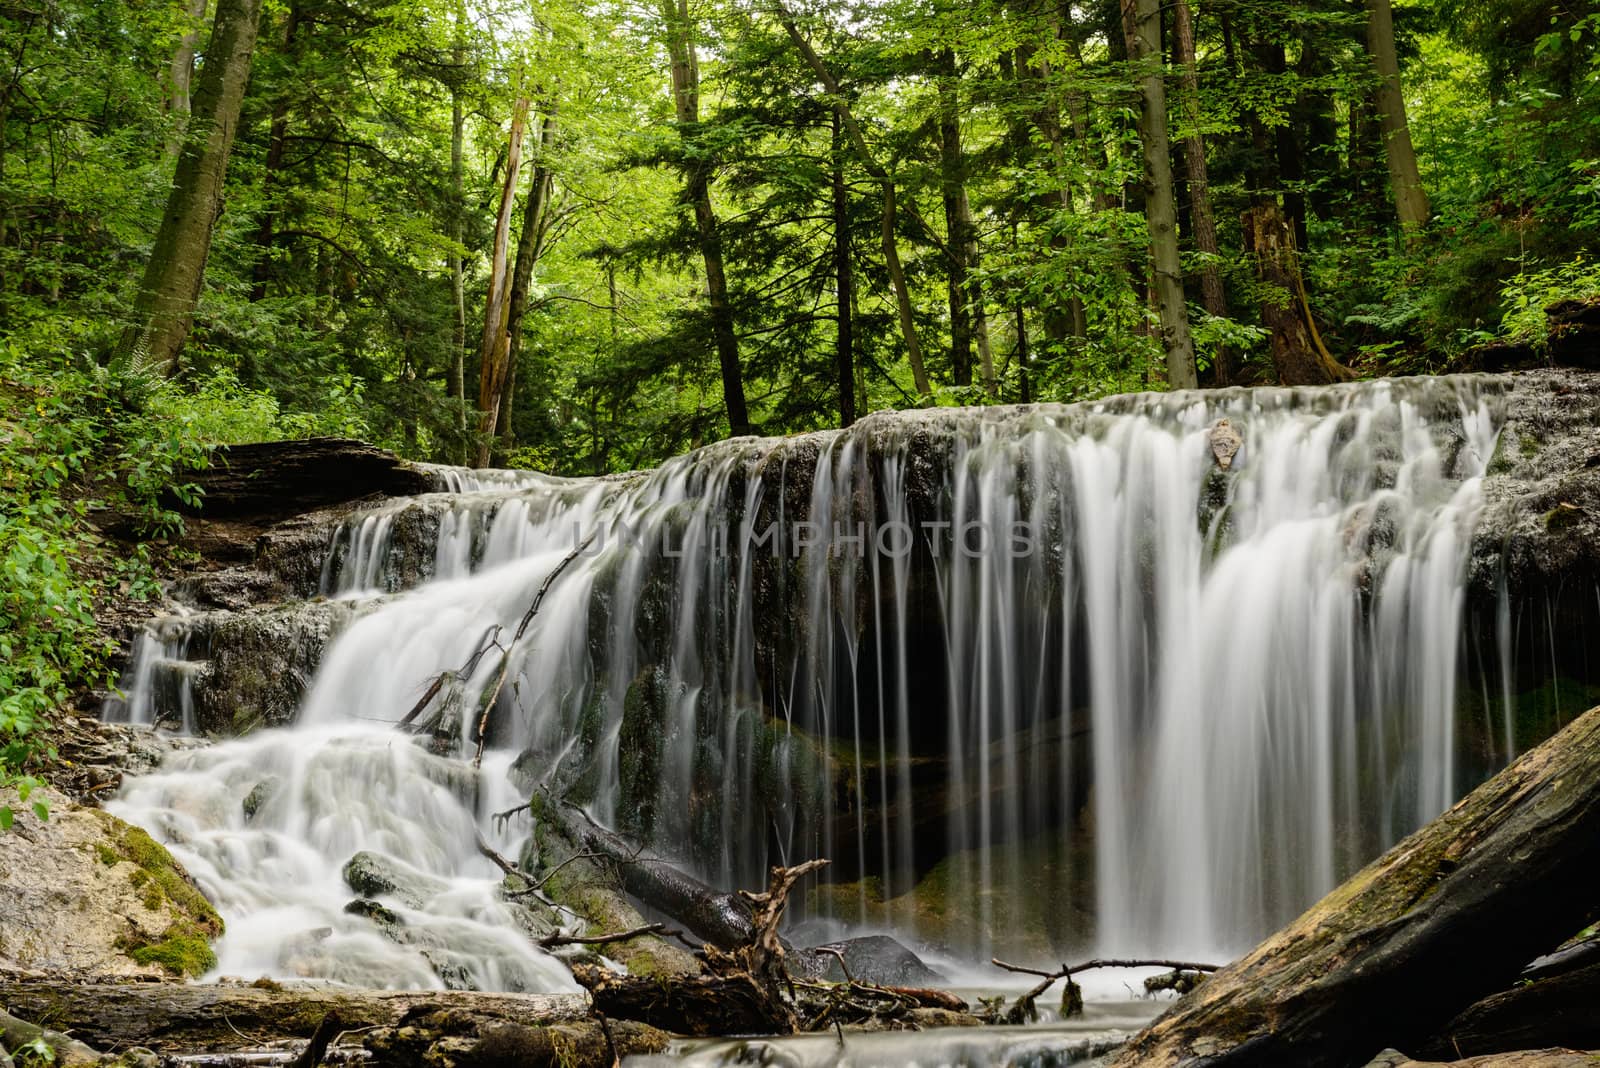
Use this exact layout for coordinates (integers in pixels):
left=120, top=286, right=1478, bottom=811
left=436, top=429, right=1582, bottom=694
left=831, top=110, right=856, bottom=427
left=248, top=0, right=300, bottom=303
left=473, top=93, right=530, bottom=465
left=1122, top=0, right=1198, bottom=390
left=116, top=0, right=264, bottom=376
left=1172, top=0, right=1233, bottom=386
left=0, top=982, right=588, bottom=1052
left=663, top=0, right=750, bottom=437
left=500, top=111, right=558, bottom=453
left=447, top=27, right=467, bottom=459
left=778, top=11, right=932, bottom=399
left=537, top=794, right=757, bottom=950
left=1241, top=201, right=1352, bottom=385
left=164, top=0, right=209, bottom=142
left=1366, top=0, right=1430, bottom=231
left=1108, top=703, right=1600, bottom=1068
left=935, top=52, right=973, bottom=389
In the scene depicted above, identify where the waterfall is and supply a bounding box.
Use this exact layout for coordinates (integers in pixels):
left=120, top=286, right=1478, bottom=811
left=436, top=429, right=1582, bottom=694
left=109, top=375, right=1516, bottom=985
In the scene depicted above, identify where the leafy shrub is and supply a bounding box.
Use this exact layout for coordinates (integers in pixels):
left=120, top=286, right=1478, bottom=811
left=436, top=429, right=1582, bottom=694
left=1498, top=256, right=1600, bottom=343
left=0, top=342, right=216, bottom=826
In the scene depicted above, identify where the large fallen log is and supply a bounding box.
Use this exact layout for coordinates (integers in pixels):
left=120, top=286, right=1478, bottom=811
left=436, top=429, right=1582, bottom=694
left=1416, top=961, right=1600, bottom=1059
left=1107, top=702, right=1600, bottom=1068
left=0, top=981, right=588, bottom=1051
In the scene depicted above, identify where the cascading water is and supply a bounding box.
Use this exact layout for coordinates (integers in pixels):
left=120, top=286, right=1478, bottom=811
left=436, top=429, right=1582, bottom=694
left=109, top=375, right=1519, bottom=987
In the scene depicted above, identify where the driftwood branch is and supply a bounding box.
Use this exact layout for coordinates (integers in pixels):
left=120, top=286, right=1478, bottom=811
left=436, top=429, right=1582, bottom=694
left=397, top=623, right=501, bottom=730
left=539, top=923, right=676, bottom=949
left=472, top=535, right=594, bottom=766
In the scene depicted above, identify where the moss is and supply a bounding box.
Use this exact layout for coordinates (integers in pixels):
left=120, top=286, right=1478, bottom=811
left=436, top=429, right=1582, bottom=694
left=127, top=932, right=217, bottom=977
left=114, top=826, right=224, bottom=937
left=88, top=811, right=225, bottom=975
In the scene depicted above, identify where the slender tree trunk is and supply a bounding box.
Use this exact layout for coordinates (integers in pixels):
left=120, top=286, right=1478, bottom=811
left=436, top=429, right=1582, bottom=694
left=500, top=111, right=558, bottom=452
left=1366, top=0, right=1430, bottom=231
left=935, top=53, right=973, bottom=389
left=831, top=110, right=856, bottom=427
left=1122, top=0, right=1198, bottom=390
left=164, top=0, right=209, bottom=152
left=1172, top=0, right=1233, bottom=385
left=935, top=52, right=996, bottom=398
left=663, top=0, right=750, bottom=437
left=447, top=24, right=467, bottom=459
left=1017, top=29, right=1087, bottom=345
left=248, top=1, right=300, bottom=303
left=117, top=0, right=264, bottom=376
left=779, top=12, right=932, bottom=398
left=473, top=93, right=530, bottom=465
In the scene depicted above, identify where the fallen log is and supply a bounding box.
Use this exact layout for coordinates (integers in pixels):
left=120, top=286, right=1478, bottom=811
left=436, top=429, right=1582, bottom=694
left=532, top=793, right=756, bottom=950
left=1107, top=702, right=1600, bottom=1068
left=1417, top=960, right=1600, bottom=1059
left=569, top=962, right=790, bottom=1037
left=0, top=981, right=588, bottom=1052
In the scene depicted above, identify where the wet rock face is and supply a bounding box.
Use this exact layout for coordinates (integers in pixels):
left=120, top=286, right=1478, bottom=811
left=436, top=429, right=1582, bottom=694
left=118, top=600, right=360, bottom=735
left=0, top=788, right=221, bottom=978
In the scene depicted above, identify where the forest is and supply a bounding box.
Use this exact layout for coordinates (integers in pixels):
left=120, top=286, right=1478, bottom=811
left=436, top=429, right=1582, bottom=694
left=5, top=0, right=1600, bottom=1065
left=1, top=0, right=1596, bottom=472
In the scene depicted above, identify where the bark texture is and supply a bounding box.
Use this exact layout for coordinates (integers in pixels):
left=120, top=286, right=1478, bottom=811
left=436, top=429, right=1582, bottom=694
left=119, top=0, right=264, bottom=375
left=1107, top=701, right=1600, bottom=1068
left=0, top=982, right=589, bottom=1051
left=1173, top=0, right=1232, bottom=385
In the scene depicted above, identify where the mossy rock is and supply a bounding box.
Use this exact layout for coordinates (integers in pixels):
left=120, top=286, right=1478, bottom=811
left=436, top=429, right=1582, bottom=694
left=91, top=816, right=224, bottom=978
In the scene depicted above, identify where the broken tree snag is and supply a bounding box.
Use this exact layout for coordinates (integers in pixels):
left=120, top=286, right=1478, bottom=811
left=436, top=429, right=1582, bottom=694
left=1241, top=201, right=1354, bottom=386
left=737, top=858, right=830, bottom=996
left=1106, top=702, right=1600, bottom=1068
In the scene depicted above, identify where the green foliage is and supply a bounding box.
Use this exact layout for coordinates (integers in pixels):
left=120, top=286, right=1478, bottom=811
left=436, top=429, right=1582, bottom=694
left=1, top=0, right=1598, bottom=477
left=1499, top=256, right=1600, bottom=342
left=0, top=341, right=216, bottom=826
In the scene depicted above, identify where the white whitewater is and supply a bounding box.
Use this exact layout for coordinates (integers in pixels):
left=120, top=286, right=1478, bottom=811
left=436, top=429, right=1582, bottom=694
left=109, top=375, right=1512, bottom=986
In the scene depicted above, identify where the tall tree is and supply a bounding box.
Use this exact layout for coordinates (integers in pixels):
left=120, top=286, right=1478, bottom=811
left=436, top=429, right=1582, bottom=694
left=117, top=0, right=264, bottom=375
left=1366, top=0, right=1430, bottom=231
left=1172, top=0, right=1231, bottom=384
left=662, top=0, right=751, bottom=437
left=500, top=110, right=559, bottom=450
left=164, top=0, right=209, bottom=137
left=779, top=10, right=932, bottom=399
left=831, top=109, right=856, bottom=427
left=1122, top=0, right=1198, bottom=389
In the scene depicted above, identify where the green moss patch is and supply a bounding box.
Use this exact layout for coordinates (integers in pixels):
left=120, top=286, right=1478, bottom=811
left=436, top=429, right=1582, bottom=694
left=90, top=812, right=225, bottom=976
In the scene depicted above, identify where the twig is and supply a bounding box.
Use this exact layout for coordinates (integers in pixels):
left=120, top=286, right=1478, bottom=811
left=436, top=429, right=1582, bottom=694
left=814, top=946, right=854, bottom=984
left=990, top=956, right=1221, bottom=1020
left=538, top=923, right=674, bottom=949
left=472, top=536, right=595, bottom=766
left=397, top=624, right=501, bottom=730
left=596, top=1012, right=620, bottom=1068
